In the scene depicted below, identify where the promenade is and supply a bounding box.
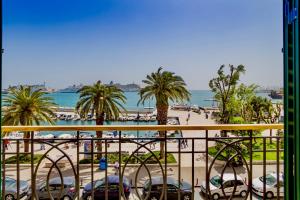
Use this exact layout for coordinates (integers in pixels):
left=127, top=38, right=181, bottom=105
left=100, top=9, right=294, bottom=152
left=3, top=110, right=282, bottom=200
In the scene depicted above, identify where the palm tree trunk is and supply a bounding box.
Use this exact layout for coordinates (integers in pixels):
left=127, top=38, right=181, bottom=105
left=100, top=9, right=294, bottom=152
left=24, top=131, right=30, bottom=152
left=156, top=104, right=169, bottom=159
left=96, top=114, right=104, bottom=159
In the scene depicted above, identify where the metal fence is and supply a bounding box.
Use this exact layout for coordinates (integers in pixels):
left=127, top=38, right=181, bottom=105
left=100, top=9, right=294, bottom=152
left=1, top=124, right=284, bottom=200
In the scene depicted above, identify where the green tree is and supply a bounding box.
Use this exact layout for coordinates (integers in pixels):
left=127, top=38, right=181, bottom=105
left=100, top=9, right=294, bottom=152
left=263, top=102, right=282, bottom=124
left=138, top=67, right=190, bottom=158
left=76, top=81, right=126, bottom=158
left=249, top=96, right=272, bottom=124
left=236, top=84, right=258, bottom=122
left=209, top=64, right=245, bottom=136
left=2, top=86, right=56, bottom=152
left=261, top=101, right=282, bottom=144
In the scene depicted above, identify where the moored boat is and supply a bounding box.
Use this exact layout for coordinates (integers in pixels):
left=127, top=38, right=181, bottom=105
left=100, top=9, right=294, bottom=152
left=268, top=90, right=283, bottom=99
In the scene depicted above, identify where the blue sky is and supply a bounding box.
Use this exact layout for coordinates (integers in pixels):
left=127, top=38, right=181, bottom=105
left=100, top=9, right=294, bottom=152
left=3, top=0, right=283, bottom=90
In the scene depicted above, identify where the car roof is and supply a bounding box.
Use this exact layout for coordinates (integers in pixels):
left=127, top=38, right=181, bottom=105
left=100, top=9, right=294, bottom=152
left=5, top=177, right=15, bottom=181
left=147, top=176, right=178, bottom=185
left=49, top=176, right=75, bottom=185
left=220, top=174, right=243, bottom=181
left=105, top=175, right=129, bottom=184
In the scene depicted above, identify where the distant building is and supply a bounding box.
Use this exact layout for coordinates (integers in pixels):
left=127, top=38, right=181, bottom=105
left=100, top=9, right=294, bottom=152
left=57, top=84, right=84, bottom=93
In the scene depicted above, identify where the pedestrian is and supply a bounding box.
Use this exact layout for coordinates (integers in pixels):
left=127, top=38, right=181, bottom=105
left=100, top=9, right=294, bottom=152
left=114, top=161, right=119, bottom=175
left=153, top=141, right=156, bottom=149
left=149, top=141, right=153, bottom=150
left=184, top=139, right=188, bottom=147
left=4, top=139, right=9, bottom=150
left=181, top=139, right=185, bottom=149
left=79, top=135, right=83, bottom=146
left=186, top=111, right=191, bottom=125
left=40, top=143, right=46, bottom=150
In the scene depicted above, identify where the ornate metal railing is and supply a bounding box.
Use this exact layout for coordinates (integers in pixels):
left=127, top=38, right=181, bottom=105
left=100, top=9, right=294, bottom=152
left=1, top=124, right=284, bottom=200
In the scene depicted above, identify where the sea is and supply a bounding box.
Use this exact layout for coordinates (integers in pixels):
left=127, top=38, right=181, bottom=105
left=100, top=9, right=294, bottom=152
left=2, top=90, right=275, bottom=137
left=41, top=90, right=219, bottom=136
left=43, top=90, right=274, bottom=109
left=45, top=90, right=217, bottom=109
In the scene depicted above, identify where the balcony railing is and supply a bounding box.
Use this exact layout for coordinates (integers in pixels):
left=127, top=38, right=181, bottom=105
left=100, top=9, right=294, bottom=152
left=1, top=124, right=284, bottom=200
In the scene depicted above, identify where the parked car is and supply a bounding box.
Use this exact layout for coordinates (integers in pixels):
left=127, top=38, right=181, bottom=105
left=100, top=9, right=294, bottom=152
left=252, top=173, right=284, bottom=198
left=82, top=175, right=131, bottom=200
left=142, top=176, right=193, bottom=200
left=2, top=177, right=30, bottom=200
left=34, top=176, right=76, bottom=200
left=200, top=174, right=248, bottom=200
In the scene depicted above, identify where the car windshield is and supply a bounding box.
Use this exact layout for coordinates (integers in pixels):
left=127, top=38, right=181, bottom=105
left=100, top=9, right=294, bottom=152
left=95, top=179, right=104, bottom=188
left=210, top=175, right=222, bottom=188
left=5, top=178, right=16, bottom=187
left=259, top=174, right=276, bottom=186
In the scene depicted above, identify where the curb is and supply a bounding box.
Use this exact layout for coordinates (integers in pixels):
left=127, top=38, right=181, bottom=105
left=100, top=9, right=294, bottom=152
left=208, top=155, right=284, bottom=165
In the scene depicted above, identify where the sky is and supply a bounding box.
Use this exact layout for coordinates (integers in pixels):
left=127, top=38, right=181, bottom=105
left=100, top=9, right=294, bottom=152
left=2, top=0, right=283, bottom=90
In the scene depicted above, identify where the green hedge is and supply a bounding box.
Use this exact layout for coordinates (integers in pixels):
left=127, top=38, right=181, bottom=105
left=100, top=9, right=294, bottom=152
left=5, top=154, right=44, bottom=164
left=208, top=138, right=284, bottom=161
left=79, top=151, right=176, bottom=164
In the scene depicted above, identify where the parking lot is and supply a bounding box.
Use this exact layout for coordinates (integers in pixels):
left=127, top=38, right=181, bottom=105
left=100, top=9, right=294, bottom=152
left=5, top=162, right=283, bottom=200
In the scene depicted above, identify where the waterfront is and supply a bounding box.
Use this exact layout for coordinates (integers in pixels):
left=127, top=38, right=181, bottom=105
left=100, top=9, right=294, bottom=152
left=1, top=90, right=274, bottom=110
left=39, top=119, right=179, bottom=137
left=43, top=90, right=215, bottom=109
left=42, top=90, right=272, bottom=109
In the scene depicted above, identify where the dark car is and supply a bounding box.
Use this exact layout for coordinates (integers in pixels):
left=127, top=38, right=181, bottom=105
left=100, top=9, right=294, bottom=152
left=82, top=175, right=131, bottom=200
left=2, top=177, right=30, bottom=200
left=142, top=176, right=193, bottom=200
left=35, top=176, right=76, bottom=200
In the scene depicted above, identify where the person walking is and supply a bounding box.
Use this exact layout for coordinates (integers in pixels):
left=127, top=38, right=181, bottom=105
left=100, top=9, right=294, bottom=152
left=40, top=143, right=46, bottom=150
left=181, top=139, right=185, bottom=149
left=4, top=139, right=10, bottom=150
left=184, top=139, right=188, bottom=147
left=186, top=112, right=191, bottom=125
left=114, top=161, right=120, bottom=175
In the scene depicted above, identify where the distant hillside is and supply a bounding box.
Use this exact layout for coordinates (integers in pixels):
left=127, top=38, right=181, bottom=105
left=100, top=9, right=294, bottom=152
left=57, top=82, right=140, bottom=93
left=110, top=83, right=140, bottom=92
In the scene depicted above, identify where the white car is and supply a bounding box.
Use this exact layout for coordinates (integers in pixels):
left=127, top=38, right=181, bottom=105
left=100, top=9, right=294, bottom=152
left=200, top=173, right=248, bottom=200
left=252, top=173, right=284, bottom=198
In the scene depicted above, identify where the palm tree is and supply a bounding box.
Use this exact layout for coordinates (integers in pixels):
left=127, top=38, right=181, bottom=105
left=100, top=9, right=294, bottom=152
left=2, top=86, right=56, bottom=152
left=138, top=67, right=191, bottom=158
left=76, top=81, right=126, bottom=158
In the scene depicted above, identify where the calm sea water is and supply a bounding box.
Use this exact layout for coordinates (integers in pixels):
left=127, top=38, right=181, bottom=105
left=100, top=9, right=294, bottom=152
left=2, top=90, right=271, bottom=108
left=46, top=90, right=216, bottom=109
left=39, top=90, right=217, bottom=136
left=44, top=90, right=271, bottom=109
left=40, top=120, right=160, bottom=137
left=2, top=90, right=273, bottom=136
